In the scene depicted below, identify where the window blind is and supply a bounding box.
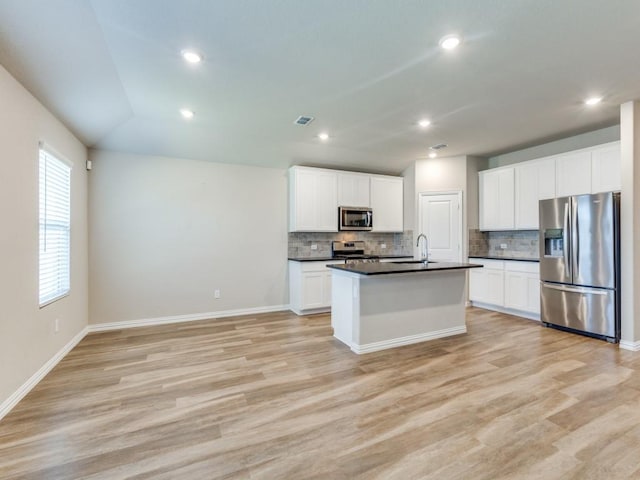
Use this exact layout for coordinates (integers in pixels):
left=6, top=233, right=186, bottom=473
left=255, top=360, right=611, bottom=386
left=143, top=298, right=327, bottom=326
left=39, top=147, right=71, bottom=306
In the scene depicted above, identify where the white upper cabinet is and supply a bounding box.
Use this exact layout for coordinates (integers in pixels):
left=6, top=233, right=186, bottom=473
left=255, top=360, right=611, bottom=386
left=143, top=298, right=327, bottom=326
left=479, top=168, right=514, bottom=231
left=537, top=158, right=556, bottom=200
left=370, top=175, right=403, bottom=232
left=289, top=166, right=403, bottom=233
left=481, top=141, right=621, bottom=232
left=337, top=172, right=370, bottom=207
left=591, top=142, right=621, bottom=193
left=514, top=158, right=555, bottom=229
left=289, top=166, right=338, bottom=232
left=555, top=150, right=592, bottom=197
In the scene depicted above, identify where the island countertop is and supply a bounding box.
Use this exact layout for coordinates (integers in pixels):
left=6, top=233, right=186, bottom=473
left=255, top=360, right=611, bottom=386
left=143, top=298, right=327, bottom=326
left=327, top=261, right=482, bottom=276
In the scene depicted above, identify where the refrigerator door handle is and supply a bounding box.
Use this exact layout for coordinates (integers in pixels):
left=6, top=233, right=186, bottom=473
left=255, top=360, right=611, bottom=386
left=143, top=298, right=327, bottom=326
left=573, top=198, right=580, bottom=279
left=542, top=282, right=608, bottom=296
left=563, top=202, right=571, bottom=278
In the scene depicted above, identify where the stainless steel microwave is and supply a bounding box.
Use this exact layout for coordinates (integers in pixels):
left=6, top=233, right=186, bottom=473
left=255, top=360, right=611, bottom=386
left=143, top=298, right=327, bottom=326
left=339, top=206, right=373, bottom=231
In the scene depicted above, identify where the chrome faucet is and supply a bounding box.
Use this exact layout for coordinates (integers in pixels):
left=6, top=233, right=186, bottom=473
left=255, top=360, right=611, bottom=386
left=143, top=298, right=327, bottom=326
left=416, top=233, right=429, bottom=264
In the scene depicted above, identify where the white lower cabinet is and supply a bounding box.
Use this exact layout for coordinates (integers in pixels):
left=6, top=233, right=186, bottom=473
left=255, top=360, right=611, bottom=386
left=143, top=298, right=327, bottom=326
left=486, top=269, right=506, bottom=306
left=504, top=263, right=540, bottom=314
left=289, top=260, right=342, bottom=315
left=469, top=259, right=540, bottom=319
left=469, top=259, right=504, bottom=305
left=289, top=257, right=412, bottom=315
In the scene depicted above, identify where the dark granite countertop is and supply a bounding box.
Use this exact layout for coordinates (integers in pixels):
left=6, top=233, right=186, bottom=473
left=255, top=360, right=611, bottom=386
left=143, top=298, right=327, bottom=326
left=328, top=261, right=482, bottom=276
left=288, top=254, right=413, bottom=262
left=468, top=255, right=539, bottom=263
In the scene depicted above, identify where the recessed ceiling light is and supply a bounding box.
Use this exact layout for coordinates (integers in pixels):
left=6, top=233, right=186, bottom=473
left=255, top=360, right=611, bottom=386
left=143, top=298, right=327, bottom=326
left=429, top=152, right=437, bottom=159
left=418, top=119, right=431, bottom=128
left=181, top=50, right=202, bottom=64
left=180, top=108, right=194, bottom=119
left=439, top=34, right=461, bottom=50
left=318, top=132, right=330, bottom=141
left=585, top=96, right=602, bottom=106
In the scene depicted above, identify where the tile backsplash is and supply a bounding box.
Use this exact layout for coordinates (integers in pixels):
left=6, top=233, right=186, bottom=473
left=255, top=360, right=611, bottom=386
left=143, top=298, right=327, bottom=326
left=289, top=230, right=413, bottom=258
left=469, top=229, right=539, bottom=259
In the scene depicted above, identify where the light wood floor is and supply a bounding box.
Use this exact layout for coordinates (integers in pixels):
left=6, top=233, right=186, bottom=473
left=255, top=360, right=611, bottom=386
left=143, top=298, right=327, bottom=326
left=2, top=308, right=640, bottom=479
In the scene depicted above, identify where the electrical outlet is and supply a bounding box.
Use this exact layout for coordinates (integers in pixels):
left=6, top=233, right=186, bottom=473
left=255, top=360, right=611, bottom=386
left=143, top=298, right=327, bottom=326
left=500, top=243, right=508, bottom=250
left=54, top=318, right=60, bottom=333
left=310, top=244, right=318, bottom=250
left=214, top=289, right=221, bottom=299
left=381, top=243, right=387, bottom=249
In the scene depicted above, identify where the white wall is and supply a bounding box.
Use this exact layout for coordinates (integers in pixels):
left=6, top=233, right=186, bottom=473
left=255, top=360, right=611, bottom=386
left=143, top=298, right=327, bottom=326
left=88, top=151, right=288, bottom=325
left=465, top=156, right=487, bottom=231
left=0, top=65, right=88, bottom=408
left=620, top=102, right=640, bottom=346
left=402, top=163, right=415, bottom=232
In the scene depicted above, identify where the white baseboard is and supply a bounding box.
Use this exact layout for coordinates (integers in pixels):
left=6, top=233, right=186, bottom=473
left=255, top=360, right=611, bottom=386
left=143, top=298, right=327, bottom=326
left=619, top=340, right=640, bottom=351
left=290, top=306, right=331, bottom=316
left=88, top=304, right=290, bottom=332
left=470, top=301, right=540, bottom=321
left=0, top=326, right=89, bottom=421
left=351, top=325, right=467, bottom=354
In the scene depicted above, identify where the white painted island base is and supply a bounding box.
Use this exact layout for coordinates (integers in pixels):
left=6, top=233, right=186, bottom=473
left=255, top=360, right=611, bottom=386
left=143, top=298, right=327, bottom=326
left=331, top=269, right=468, bottom=354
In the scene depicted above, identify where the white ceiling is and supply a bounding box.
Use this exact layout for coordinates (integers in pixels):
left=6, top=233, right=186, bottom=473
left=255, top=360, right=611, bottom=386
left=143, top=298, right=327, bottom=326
left=0, top=0, right=638, bottom=174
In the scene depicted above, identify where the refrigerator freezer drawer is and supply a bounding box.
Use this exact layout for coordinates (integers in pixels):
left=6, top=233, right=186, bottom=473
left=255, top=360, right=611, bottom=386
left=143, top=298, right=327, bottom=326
left=540, top=282, right=616, bottom=338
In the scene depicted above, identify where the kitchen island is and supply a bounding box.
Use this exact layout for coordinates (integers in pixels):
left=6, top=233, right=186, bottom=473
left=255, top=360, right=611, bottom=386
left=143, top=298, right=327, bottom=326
left=328, top=261, right=481, bottom=354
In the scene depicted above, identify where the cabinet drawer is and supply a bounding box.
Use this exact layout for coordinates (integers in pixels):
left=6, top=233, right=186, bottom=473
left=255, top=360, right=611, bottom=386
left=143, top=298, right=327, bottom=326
left=301, top=260, right=343, bottom=272
left=468, top=258, right=504, bottom=270
left=504, top=261, right=539, bottom=274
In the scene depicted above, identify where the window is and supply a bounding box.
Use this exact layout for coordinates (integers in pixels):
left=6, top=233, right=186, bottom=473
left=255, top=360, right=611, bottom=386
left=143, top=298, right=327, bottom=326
left=39, top=145, right=71, bottom=307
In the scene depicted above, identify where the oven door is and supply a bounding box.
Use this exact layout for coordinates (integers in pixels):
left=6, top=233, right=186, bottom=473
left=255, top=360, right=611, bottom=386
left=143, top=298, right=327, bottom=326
left=339, top=207, right=372, bottom=231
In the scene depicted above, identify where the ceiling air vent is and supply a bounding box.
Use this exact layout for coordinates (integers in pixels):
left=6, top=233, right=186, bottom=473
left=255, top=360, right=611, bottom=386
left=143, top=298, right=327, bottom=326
left=294, top=115, right=315, bottom=126
left=430, top=143, right=448, bottom=150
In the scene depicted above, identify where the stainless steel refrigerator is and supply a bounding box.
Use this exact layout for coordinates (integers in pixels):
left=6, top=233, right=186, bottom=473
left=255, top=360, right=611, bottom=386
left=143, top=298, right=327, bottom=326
left=539, top=192, right=620, bottom=342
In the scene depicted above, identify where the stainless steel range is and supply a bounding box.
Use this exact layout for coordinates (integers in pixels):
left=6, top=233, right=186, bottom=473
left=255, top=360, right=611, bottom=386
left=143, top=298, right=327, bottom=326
left=332, top=241, right=380, bottom=264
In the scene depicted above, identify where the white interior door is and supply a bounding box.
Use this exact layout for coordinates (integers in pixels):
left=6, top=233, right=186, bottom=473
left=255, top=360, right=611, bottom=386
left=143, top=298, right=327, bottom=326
left=418, top=192, right=462, bottom=262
